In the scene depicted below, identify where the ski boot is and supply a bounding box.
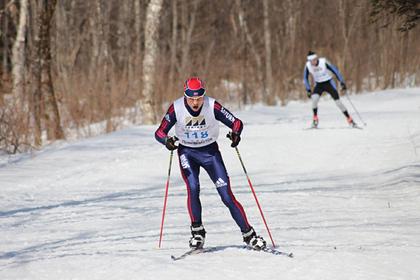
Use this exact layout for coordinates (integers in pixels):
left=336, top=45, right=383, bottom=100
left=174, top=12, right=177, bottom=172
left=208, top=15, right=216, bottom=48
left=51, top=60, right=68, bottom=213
left=242, top=227, right=266, bottom=250
left=347, top=116, right=357, bottom=128
left=189, top=224, right=206, bottom=249
left=311, top=115, right=319, bottom=128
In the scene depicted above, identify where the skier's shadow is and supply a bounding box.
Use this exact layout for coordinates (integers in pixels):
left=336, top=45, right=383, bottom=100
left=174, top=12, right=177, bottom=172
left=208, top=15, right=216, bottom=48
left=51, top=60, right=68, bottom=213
left=200, top=245, right=245, bottom=254
left=303, top=126, right=357, bottom=130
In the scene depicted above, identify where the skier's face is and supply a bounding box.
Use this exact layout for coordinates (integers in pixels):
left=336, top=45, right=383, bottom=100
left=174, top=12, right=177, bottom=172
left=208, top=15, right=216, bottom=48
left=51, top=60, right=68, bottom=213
left=310, top=58, right=319, bottom=66
left=186, top=96, right=204, bottom=111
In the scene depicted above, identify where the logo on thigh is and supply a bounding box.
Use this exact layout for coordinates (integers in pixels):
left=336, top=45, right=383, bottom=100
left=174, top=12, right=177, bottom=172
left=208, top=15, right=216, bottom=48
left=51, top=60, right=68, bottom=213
left=215, top=178, right=227, bottom=188
left=180, top=154, right=190, bottom=169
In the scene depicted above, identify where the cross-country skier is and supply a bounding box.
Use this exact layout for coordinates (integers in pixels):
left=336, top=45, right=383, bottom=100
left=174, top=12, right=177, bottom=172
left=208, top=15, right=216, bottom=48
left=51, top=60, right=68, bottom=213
left=155, top=77, right=266, bottom=250
left=303, top=51, right=357, bottom=128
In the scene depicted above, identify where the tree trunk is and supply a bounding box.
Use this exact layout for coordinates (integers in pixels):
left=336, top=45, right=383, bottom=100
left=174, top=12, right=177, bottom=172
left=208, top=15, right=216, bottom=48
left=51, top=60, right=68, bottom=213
left=37, top=0, right=64, bottom=141
left=2, top=10, right=9, bottom=81
left=12, top=0, right=29, bottom=108
left=338, top=1, right=363, bottom=87
left=168, top=0, right=178, bottom=94
left=236, top=0, right=264, bottom=103
left=95, top=0, right=113, bottom=133
left=89, top=1, right=100, bottom=85
left=141, top=0, right=163, bottom=124
left=241, top=16, right=248, bottom=105
left=263, top=0, right=274, bottom=105
left=117, top=0, right=130, bottom=81
left=134, top=0, right=143, bottom=67
left=179, top=0, right=200, bottom=76
left=130, top=0, right=143, bottom=123
left=281, top=0, right=299, bottom=101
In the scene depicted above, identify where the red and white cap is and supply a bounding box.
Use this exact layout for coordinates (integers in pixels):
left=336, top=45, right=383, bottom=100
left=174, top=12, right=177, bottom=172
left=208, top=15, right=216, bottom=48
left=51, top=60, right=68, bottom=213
left=184, top=77, right=206, bottom=98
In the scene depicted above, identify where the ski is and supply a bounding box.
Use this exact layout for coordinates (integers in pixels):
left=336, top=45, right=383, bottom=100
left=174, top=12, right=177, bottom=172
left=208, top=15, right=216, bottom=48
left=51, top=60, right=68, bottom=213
left=303, top=126, right=318, bottom=130
left=351, top=124, right=363, bottom=130
left=171, top=247, right=210, bottom=261
left=171, top=246, right=293, bottom=261
left=244, top=246, right=294, bottom=258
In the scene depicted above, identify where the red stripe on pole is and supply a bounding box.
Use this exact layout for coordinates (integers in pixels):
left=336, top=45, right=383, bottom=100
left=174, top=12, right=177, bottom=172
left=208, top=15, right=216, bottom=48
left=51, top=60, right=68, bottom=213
left=246, top=177, right=276, bottom=248
left=158, top=178, right=170, bottom=248
left=158, top=151, right=174, bottom=248
left=233, top=145, right=276, bottom=248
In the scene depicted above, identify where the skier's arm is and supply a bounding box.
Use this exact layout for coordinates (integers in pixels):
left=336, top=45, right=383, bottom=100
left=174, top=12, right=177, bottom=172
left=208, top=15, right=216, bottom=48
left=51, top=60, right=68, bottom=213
left=303, top=66, right=311, bottom=92
left=326, top=62, right=345, bottom=84
left=154, top=104, right=177, bottom=145
left=214, top=101, right=243, bottom=135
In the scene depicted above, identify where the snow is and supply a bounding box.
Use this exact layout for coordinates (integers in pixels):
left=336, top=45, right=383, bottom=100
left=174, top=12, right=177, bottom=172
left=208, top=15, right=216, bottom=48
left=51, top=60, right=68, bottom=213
left=1, top=88, right=420, bottom=280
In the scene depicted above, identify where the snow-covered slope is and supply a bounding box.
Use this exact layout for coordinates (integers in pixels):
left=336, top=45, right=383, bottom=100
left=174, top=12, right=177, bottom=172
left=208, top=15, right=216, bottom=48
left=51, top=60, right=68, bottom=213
left=1, top=88, right=420, bottom=280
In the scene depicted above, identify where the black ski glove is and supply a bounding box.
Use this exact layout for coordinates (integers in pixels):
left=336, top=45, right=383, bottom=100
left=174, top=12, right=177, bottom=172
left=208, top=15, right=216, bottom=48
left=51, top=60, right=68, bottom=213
left=341, top=82, right=347, bottom=91
left=227, top=132, right=241, bottom=148
left=165, top=136, right=178, bottom=151
left=306, top=89, right=312, bottom=98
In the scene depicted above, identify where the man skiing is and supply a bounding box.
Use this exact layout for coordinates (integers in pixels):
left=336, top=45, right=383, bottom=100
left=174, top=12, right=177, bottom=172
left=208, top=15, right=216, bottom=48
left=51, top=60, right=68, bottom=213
left=155, top=77, right=266, bottom=250
left=303, top=51, right=357, bottom=128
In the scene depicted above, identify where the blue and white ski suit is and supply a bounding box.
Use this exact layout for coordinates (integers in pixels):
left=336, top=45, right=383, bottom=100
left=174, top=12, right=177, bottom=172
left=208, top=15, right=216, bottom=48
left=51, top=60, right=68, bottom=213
left=155, top=96, right=251, bottom=232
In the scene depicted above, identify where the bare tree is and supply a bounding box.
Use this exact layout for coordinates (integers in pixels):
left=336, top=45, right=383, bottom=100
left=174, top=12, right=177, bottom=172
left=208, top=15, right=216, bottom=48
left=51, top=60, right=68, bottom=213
left=95, top=0, right=113, bottom=132
left=11, top=0, right=28, bottom=107
left=179, top=0, right=200, bottom=76
left=168, top=0, right=178, bottom=92
left=28, top=0, right=65, bottom=145
left=133, top=0, right=143, bottom=81
left=39, top=0, right=64, bottom=140
left=337, top=0, right=363, bottom=80
left=262, top=0, right=274, bottom=104
left=141, top=0, right=163, bottom=124
left=2, top=5, right=9, bottom=82
left=235, top=0, right=264, bottom=102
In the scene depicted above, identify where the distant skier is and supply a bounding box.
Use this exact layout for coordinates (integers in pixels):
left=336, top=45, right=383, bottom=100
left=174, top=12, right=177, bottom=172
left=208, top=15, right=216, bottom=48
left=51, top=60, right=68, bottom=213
left=155, top=77, right=266, bottom=250
left=303, top=51, right=356, bottom=128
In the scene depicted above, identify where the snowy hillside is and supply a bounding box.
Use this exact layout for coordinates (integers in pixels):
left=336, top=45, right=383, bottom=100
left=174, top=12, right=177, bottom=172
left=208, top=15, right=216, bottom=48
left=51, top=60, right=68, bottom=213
left=1, top=88, right=420, bottom=280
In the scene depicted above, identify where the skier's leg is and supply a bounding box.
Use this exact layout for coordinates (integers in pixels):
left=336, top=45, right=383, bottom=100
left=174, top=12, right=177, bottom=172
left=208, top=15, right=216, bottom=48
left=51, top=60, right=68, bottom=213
left=178, top=149, right=202, bottom=225
left=312, top=83, right=323, bottom=116
left=311, top=83, right=323, bottom=127
left=201, top=145, right=267, bottom=248
left=311, top=93, right=320, bottom=127
left=311, top=94, right=320, bottom=116
left=326, top=80, right=353, bottom=121
left=202, top=149, right=251, bottom=233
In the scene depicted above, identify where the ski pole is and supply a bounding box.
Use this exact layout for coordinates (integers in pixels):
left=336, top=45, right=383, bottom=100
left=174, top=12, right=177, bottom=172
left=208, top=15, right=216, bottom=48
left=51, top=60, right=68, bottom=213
left=227, top=133, right=276, bottom=248
left=343, top=90, right=367, bottom=126
left=158, top=149, right=174, bottom=248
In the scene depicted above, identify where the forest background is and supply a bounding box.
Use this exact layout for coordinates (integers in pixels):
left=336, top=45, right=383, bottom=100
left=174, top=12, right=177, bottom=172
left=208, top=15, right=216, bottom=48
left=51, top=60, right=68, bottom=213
left=0, top=0, right=419, bottom=153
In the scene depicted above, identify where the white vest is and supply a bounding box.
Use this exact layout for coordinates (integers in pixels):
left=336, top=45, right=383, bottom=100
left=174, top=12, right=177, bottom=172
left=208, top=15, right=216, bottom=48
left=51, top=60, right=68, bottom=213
left=173, top=96, right=219, bottom=148
left=306, top=57, right=332, bottom=83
